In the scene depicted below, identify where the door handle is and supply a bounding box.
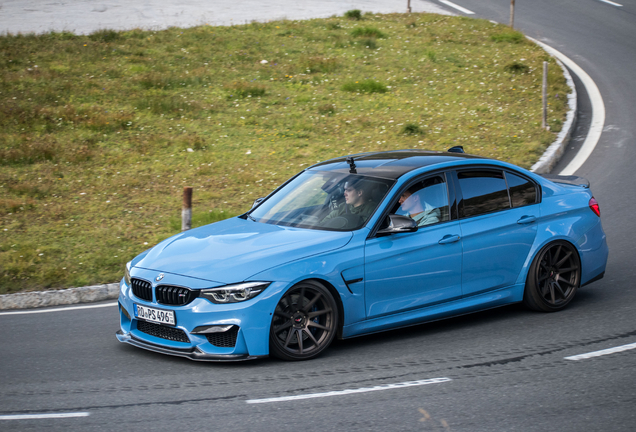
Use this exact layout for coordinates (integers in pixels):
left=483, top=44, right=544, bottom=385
left=517, top=215, right=537, bottom=224
left=438, top=234, right=460, bottom=245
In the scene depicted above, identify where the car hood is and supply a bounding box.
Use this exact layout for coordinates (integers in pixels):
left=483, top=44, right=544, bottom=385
left=134, top=217, right=353, bottom=284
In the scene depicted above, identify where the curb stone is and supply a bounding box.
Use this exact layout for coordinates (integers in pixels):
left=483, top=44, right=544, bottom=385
left=0, top=40, right=578, bottom=311
left=0, top=283, right=120, bottom=310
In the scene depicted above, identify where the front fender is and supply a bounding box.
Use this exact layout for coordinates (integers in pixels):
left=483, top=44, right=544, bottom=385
left=250, top=229, right=368, bottom=326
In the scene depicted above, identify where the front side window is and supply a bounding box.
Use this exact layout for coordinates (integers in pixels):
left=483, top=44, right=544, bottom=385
left=249, top=171, right=394, bottom=231
left=393, top=175, right=449, bottom=227
left=458, top=170, right=510, bottom=218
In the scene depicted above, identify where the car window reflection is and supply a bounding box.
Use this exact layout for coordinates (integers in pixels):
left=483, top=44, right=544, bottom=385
left=250, top=171, right=394, bottom=231
left=392, top=175, right=449, bottom=227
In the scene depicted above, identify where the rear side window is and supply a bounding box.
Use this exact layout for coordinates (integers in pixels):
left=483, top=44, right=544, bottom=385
left=506, top=172, right=537, bottom=208
left=458, top=170, right=510, bottom=218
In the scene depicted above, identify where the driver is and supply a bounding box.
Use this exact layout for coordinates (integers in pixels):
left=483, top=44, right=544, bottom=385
left=323, top=179, right=375, bottom=223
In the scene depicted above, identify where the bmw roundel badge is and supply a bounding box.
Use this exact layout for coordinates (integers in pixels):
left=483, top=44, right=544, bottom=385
left=155, top=273, right=164, bottom=282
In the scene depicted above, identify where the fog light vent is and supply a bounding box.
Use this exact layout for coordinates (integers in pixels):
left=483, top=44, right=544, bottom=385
left=206, top=326, right=239, bottom=347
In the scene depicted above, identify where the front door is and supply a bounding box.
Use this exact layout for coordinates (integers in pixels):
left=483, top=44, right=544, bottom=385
left=364, top=222, right=463, bottom=318
left=364, top=174, right=462, bottom=318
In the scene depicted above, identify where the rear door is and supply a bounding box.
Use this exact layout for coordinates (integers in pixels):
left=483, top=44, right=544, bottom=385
left=454, top=169, right=540, bottom=297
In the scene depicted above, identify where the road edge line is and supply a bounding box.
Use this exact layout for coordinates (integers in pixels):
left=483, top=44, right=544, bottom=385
left=0, top=301, right=117, bottom=316
left=529, top=40, right=577, bottom=173
left=528, top=37, right=605, bottom=175
left=438, top=0, right=475, bottom=14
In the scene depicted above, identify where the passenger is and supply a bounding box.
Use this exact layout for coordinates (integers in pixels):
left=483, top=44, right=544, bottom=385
left=323, top=179, right=375, bottom=223
left=399, top=187, right=440, bottom=227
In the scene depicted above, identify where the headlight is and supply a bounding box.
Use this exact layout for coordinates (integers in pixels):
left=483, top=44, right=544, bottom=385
left=200, top=281, right=270, bottom=304
left=124, top=261, right=132, bottom=286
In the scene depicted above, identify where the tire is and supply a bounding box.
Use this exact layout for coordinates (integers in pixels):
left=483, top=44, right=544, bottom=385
left=269, top=280, right=339, bottom=361
left=523, top=240, right=581, bottom=312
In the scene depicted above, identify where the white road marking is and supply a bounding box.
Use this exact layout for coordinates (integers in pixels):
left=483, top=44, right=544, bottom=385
left=246, top=377, right=451, bottom=404
left=0, top=412, right=90, bottom=420
left=0, top=302, right=117, bottom=316
left=564, top=342, right=636, bottom=361
left=438, top=0, right=475, bottom=15
left=599, top=0, right=623, bottom=6
left=529, top=38, right=606, bottom=176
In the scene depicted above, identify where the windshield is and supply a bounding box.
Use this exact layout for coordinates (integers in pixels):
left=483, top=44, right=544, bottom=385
left=249, top=171, right=394, bottom=231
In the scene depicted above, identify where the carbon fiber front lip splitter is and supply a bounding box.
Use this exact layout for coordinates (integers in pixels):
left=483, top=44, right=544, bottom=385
left=116, top=330, right=264, bottom=362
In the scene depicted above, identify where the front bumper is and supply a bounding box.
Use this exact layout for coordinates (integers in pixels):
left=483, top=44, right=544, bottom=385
left=116, top=268, right=287, bottom=361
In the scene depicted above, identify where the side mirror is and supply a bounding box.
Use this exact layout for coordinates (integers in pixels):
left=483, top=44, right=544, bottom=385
left=251, top=197, right=265, bottom=209
left=376, top=214, right=418, bottom=236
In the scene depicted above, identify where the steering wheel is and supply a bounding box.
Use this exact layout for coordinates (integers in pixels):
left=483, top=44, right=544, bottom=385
left=320, top=213, right=363, bottom=229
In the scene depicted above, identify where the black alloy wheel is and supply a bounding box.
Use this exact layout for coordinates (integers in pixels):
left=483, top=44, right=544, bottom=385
left=269, top=280, right=339, bottom=361
left=524, top=240, right=581, bottom=312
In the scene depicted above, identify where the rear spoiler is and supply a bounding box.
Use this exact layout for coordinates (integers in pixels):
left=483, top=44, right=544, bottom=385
left=540, top=174, right=590, bottom=188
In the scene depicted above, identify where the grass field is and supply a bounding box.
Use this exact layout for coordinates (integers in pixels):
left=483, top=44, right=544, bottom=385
left=0, top=11, right=569, bottom=294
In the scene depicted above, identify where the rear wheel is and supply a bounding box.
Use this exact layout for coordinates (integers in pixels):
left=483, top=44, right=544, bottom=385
left=523, top=241, right=581, bottom=312
left=269, top=281, right=339, bottom=361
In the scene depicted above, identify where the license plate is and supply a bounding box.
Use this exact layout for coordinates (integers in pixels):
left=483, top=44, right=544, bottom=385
left=134, top=304, right=176, bottom=326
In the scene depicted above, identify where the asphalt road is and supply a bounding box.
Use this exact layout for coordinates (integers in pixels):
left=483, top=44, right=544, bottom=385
left=1, top=1, right=635, bottom=431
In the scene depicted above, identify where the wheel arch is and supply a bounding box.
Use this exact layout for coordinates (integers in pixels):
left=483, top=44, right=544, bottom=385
left=522, top=238, right=582, bottom=311
left=532, top=237, right=582, bottom=271
left=517, top=235, right=582, bottom=288
left=294, top=277, right=346, bottom=339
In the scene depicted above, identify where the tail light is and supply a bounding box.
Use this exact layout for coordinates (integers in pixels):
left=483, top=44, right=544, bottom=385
left=589, top=197, right=600, bottom=217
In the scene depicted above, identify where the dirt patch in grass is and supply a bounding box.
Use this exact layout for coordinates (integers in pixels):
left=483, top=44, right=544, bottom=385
left=0, top=12, right=569, bottom=293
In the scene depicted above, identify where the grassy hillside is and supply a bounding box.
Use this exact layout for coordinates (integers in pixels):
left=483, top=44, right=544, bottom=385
left=0, top=12, right=569, bottom=293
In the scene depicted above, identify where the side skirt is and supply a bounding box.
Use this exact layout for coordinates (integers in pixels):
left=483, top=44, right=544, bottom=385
left=342, top=284, right=525, bottom=339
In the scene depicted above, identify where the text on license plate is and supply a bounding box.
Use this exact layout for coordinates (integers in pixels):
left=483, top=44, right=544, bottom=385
left=134, top=304, right=176, bottom=326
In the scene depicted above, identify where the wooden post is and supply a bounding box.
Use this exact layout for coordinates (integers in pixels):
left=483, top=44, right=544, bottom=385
left=407, top=0, right=412, bottom=13
left=182, top=186, right=192, bottom=231
left=510, top=0, right=515, bottom=28
left=542, top=61, right=548, bottom=130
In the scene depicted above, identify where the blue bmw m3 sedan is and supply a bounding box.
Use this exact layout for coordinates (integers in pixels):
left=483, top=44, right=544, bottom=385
left=117, top=148, right=608, bottom=361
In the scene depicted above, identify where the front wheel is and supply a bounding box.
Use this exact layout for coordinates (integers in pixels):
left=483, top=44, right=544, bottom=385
left=269, top=281, right=339, bottom=361
left=523, top=241, right=581, bottom=312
